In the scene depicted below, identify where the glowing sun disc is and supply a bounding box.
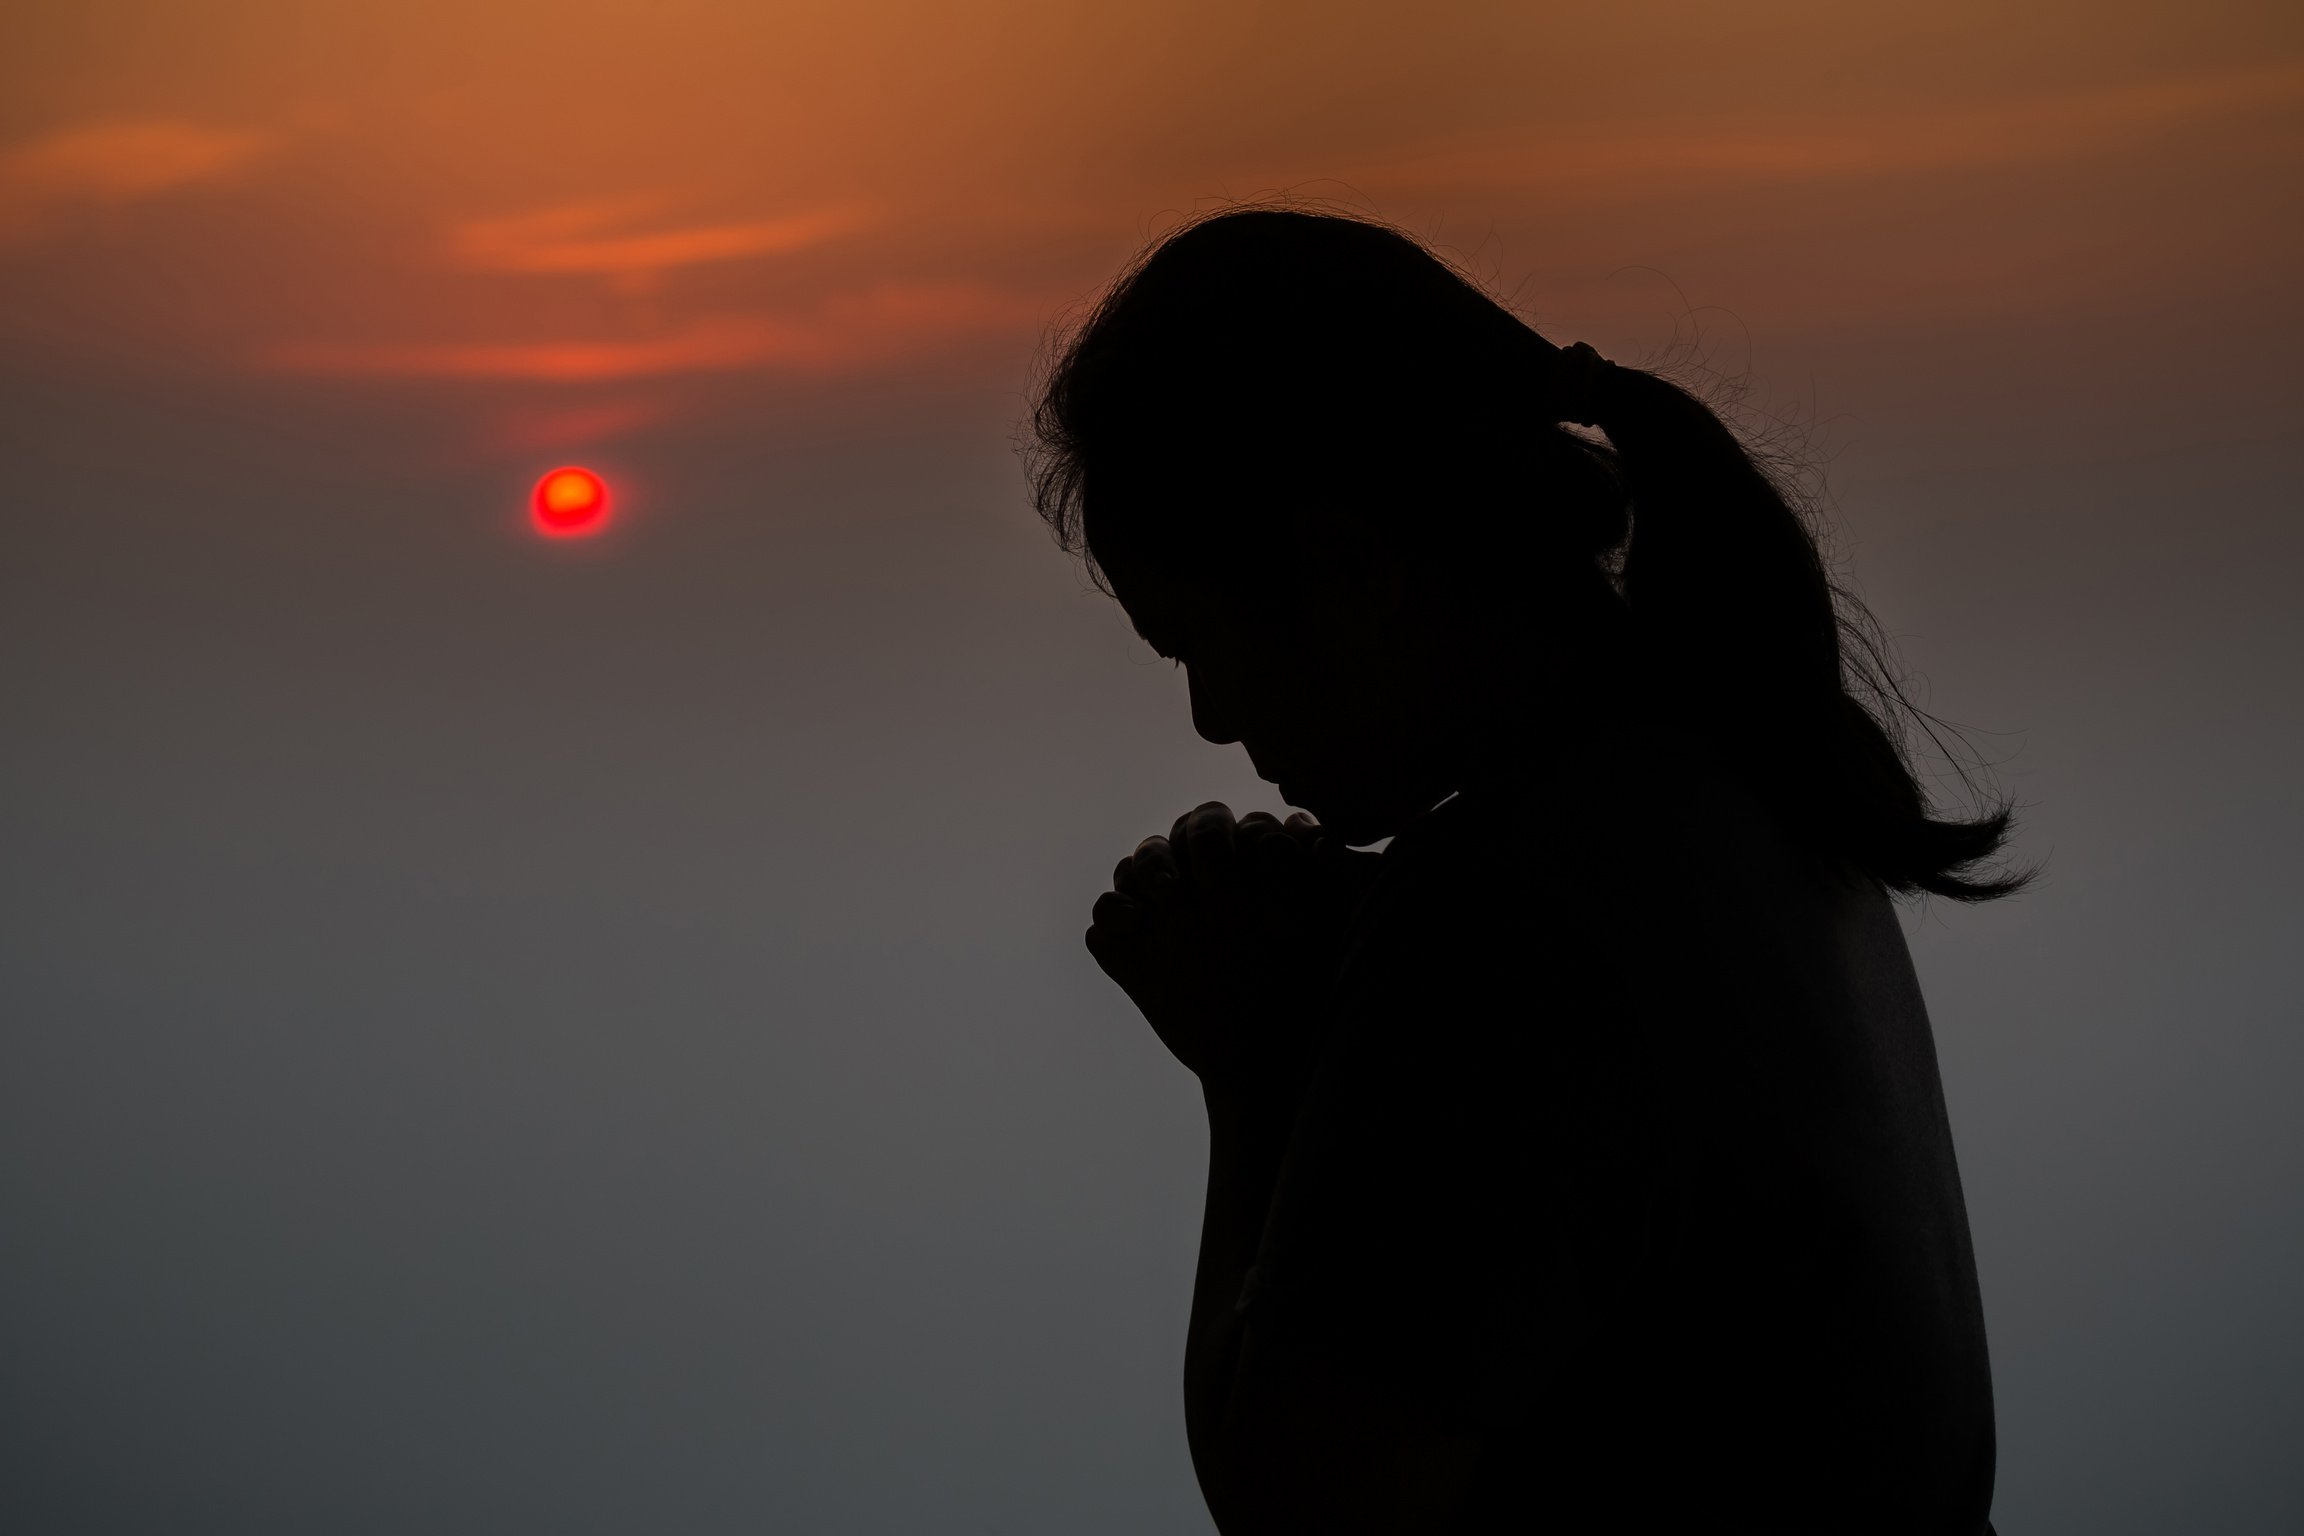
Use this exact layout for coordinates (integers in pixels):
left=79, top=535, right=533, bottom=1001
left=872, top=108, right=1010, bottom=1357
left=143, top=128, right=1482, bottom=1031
left=532, top=466, right=609, bottom=536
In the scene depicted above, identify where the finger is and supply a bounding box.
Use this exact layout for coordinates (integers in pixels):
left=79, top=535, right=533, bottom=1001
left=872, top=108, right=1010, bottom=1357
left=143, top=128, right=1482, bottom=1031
left=1282, top=813, right=1334, bottom=870
left=1174, top=800, right=1238, bottom=887
left=1235, top=811, right=1293, bottom=873
left=1090, top=889, right=1145, bottom=929
left=1256, top=823, right=1306, bottom=871
left=1167, top=801, right=1213, bottom=849
left=1087, top=892, right=1151, bottom=963
left=1236, top=810, right=1285, bottom=846
left=1121, top=834, right=1181, bottom=902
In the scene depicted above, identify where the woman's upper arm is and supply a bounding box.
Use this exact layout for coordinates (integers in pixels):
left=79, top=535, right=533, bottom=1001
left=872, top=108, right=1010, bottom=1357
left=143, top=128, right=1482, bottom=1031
left=1214, top=1327, right=1492, bottom=1534
left=1213, top=795, right=1694, bottom=1525
left=1202, top=840, right=1558, bottom=1527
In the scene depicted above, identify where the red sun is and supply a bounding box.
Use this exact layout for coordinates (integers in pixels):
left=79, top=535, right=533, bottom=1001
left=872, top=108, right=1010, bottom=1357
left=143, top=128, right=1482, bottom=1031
left=532, top=466, right=610, bottom=537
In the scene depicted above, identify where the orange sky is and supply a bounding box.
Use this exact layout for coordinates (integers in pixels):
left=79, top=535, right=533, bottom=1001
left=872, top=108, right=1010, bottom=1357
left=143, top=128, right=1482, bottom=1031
left=4, top=0, right=2299, bottom=466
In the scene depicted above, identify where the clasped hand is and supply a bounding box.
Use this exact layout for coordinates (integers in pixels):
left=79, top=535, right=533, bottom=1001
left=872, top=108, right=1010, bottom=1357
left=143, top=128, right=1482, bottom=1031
left=1086, top=803, right=1384, bottom=1090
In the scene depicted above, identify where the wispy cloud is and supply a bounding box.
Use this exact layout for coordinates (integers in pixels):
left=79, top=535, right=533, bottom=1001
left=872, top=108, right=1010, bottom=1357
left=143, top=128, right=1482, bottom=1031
left=1377, top=59, right=2304, bottom=193
left=253, top=282, right=1041, bottom=383
left=446, top=197, right=871, bottom=279
left=0, top=118, right=270, bottom=231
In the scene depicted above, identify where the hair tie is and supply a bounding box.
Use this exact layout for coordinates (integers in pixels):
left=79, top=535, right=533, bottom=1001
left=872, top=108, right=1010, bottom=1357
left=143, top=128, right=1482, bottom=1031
left=1550, top=340, right=1616, bottom=427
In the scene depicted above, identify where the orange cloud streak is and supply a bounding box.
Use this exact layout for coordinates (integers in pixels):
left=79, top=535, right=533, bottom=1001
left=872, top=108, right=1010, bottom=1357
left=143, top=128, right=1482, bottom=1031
left=448, top=199, right=870, bottom=277
left=253, top=283, right=1041, bottom=383
left=1, top=119, right=269, bottom=205
left=1374, top=59, right=2304, bottom=192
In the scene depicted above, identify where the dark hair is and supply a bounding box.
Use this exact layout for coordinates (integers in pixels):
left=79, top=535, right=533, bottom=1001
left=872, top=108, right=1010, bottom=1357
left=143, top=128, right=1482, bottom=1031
left=1025, top=204, right=2029, bottom=901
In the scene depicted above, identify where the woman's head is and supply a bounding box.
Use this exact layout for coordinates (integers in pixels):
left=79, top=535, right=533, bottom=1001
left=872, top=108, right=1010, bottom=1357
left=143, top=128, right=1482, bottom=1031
left=1031, top=209, right=1629, bottom=844
left=1028, top=205, right=2027, bottom=896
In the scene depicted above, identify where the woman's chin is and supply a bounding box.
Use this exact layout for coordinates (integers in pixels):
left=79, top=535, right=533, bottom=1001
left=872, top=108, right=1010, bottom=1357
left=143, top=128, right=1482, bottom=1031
left=1289, top=779, right=1453, bottom=848
left=1296, top=795, right=1392, bottom=849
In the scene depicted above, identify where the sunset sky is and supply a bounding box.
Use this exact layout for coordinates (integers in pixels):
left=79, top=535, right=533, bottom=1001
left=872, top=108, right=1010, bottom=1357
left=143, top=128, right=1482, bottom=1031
left=4, top=3, right=2300, bottom=1532
left=7, top=2, right=2299, bottom=464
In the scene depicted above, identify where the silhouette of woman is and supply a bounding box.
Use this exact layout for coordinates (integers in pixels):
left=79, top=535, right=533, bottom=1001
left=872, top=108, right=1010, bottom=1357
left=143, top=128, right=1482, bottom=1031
left=1031, top=207, right=2020, bottom=1534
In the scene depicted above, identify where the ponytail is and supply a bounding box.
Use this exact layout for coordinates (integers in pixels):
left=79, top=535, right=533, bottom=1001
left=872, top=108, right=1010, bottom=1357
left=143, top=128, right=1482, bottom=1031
left=1562, top=344, right=2029, bottom=901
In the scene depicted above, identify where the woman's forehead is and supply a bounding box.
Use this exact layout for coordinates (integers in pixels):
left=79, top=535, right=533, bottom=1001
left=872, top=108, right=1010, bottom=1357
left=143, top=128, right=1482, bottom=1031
left=1112, top=565, right=1303, bottom=663
left=1100, top=547, right=1231, bottom=651
left=1088, top=489, right=1303, bottom=649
